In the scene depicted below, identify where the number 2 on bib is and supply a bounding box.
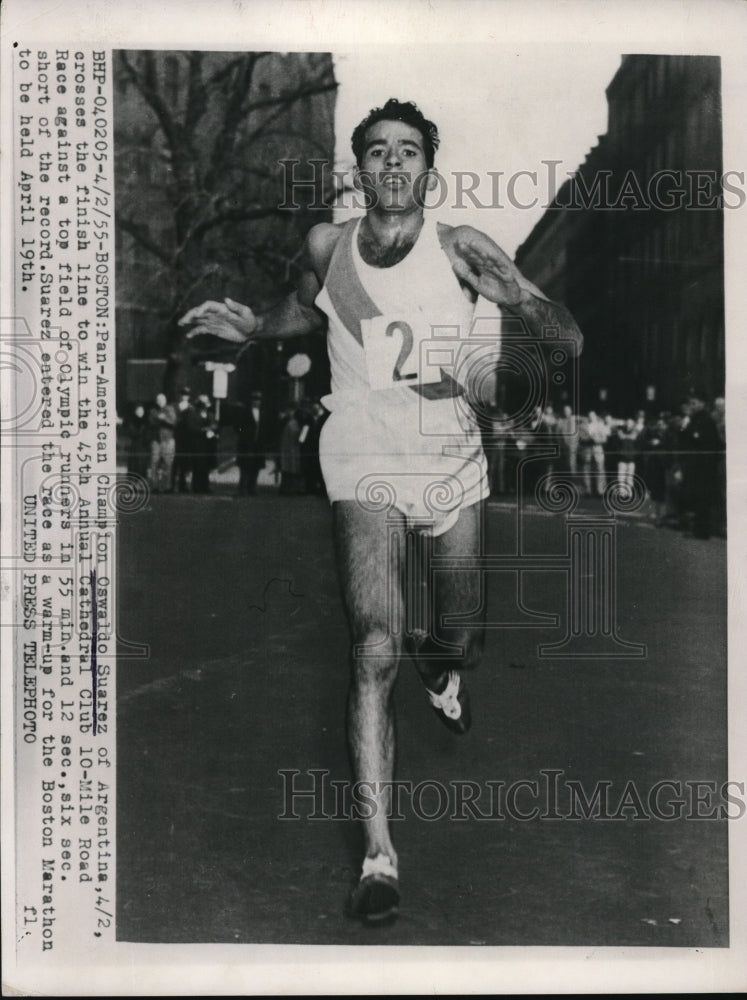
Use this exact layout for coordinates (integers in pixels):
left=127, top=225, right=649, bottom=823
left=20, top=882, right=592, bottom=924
left=361, top=313, right=444, bottom=390
left=386, top=321, right=416, bottom=382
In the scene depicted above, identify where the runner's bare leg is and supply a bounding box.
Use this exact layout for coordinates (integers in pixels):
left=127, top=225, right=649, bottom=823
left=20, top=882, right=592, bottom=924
left=412, top=500, right=485, bottom=689
left=333, top=500, right=405, bottom=866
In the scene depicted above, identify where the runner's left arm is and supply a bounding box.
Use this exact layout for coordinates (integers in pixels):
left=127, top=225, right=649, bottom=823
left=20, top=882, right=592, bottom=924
left=448, top=226, right=583, bottom=350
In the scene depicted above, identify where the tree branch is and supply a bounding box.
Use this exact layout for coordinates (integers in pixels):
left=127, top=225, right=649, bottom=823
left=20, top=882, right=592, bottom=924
left=116, top=213, right=173, bottom=265
left=206, top=51, right=269, bottom=88
left=191, top=205, right=291, bottom=240
left=254, top=128, right=334, bottom=157
left=242, top=77, right=337, bottom=117
left=202, top=54, right=259, bottom=194
left=244, top=80, right=337, bottom=148
left=184, top=51, right=207, bottom=136
left=117, top=51, right=180, bottom=149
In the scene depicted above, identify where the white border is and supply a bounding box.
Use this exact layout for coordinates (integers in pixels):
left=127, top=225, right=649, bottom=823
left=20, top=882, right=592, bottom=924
left=2, top=0, right=746, bottom=994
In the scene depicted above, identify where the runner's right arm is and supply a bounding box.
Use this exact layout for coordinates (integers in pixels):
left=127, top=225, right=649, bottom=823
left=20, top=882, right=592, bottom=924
left=178, top=223, right=340, bottom=344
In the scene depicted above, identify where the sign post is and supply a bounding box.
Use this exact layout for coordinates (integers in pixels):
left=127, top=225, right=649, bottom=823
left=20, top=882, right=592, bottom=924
left=204, top=361, right=236, bottom=420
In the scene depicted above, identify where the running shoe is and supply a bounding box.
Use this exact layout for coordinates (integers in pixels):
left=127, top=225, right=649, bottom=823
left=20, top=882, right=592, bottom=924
left=426, top=670, right=472, bottom=734
left=348, top=853, right=400, bottom=924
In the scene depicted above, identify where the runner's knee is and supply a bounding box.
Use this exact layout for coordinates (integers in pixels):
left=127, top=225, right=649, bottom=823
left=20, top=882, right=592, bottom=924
left=351, top=629, right=402, bottom=681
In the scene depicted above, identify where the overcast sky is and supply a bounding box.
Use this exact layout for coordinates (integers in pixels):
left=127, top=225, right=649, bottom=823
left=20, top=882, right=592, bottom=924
left=332, top=46, right=624, bottom=256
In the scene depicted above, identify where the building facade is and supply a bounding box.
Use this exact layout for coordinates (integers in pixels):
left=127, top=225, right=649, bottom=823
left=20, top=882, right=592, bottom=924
left=515, top=55, right=725, bottom=416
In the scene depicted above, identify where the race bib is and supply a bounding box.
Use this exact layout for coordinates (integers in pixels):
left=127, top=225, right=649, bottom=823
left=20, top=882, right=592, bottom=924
left=361, top=314, right=457, bottom=391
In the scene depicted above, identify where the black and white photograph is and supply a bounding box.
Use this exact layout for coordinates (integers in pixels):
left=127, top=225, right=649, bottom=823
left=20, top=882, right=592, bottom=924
left=3, top=0, right=747, bottom=994
left=115, top=39, right=730, bottom=943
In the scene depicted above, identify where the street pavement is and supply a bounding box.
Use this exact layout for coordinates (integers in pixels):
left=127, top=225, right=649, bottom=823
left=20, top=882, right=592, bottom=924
left=116, top=488, right=728, bottom=946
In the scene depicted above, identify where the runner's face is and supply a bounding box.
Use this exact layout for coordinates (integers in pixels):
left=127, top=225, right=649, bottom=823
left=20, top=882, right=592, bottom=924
left=358, top=119, right=430, bottom=212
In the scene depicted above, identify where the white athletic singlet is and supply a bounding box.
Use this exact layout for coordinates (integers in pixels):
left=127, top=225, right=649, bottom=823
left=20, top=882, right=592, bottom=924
left=315, top=213, right=496, bottom=535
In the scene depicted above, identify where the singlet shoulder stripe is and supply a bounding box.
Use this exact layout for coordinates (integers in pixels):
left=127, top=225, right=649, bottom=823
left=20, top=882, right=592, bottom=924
left=323, top=218, right=380, bottom=347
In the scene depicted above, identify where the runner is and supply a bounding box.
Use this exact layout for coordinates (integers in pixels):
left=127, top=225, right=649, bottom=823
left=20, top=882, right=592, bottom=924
left=179, top=98, right=582, bottom=923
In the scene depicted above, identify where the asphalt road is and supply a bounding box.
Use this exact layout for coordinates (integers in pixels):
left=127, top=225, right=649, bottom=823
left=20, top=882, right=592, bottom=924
left=116, top=490, right=728, bottom=946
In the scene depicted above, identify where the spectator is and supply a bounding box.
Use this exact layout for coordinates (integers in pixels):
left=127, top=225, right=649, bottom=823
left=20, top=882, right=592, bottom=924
left=602, top=412, right=618, bottom=483
left=172, top=387, right=195, bottom=493
left=665, top=411, right=688, bottom=529
left=556, top=404, right=579, bottom=475
left=235, top=390, right=266, bottom=496
left=500, top=417, right=524, bottom=500
left=192, top=394, right=218, bottom=494
left=485, top=405, right=510, bottom=496
left=530, top=403, right=558, bottom=494
left=279, top=409, right=304, bottom=495
left=615, top=417, right=639, bottom=495
left=126, top=404, right=150, bottom=478
left=679, top=388, right=722, bottom=539
left=577, top=412, right=592, bottom=495
left=299, top=400, right=327, bottom=496
left=511, top=419, right=538, bottom=501
left=642, top=414, right=672, bottom=526
left=582, top=410, right=609, bottom=497
left=147, top=392, right=177, bottom=493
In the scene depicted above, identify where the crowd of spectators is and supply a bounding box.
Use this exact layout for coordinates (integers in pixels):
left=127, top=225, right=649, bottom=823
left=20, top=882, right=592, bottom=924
left=125, top=388, right=219, bottom=494
left=121, top=385, right=726, bottom=538
left=122, top=389, right=327, bottom=498
left=484, top=388, right=726, bottom=539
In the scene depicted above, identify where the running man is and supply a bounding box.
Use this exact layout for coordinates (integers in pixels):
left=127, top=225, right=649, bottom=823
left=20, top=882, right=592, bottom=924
left=180, top=99, right=582, bottom=923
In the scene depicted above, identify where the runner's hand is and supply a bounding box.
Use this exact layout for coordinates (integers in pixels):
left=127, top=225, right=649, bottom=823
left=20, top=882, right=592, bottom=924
left=178, top=298, right=259, bottom=342
left=451, top=230, right=523, bottom=308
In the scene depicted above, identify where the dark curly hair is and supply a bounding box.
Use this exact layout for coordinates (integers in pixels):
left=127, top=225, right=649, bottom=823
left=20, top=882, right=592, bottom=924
left=351, top=98, right=440, bottom=169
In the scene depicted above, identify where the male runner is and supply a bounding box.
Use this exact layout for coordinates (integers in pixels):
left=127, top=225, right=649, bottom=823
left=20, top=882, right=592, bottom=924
left=180, top=99, right=581, bottom=923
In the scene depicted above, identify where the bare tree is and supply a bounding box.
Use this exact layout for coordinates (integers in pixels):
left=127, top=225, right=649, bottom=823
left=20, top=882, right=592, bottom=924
left=114, top=50, right=337, bottom=393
